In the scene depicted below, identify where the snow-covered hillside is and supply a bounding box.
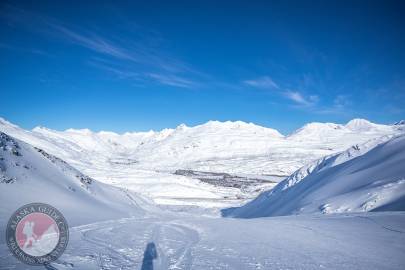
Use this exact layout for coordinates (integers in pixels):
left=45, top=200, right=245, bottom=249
left=0, top=131, right=152, bottom=232
left=1, top=117, right=403, bottom=174
left=0, top=117, right=403, bottom=207
left=1, top=123, right=405, bottom=270
left=224, top=134, right=405, bottom=218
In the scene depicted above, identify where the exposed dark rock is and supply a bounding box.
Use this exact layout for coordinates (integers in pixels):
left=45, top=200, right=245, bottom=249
left=1, top=175, right=16, bottom=184
left=0, top=132, right=22, bottom=156
left=174, top=169, right=276, bottom=191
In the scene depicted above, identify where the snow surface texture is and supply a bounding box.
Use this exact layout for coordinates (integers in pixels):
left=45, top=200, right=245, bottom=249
left=1, top=212, right=404, bottom=270
left=224, top=134, right=405, bottom=218
left=0, top=117, right=403, bottom=207
left=0, top=131, right=154, bottom=236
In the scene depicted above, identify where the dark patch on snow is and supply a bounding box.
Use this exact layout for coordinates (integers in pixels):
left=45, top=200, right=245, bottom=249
left=76, top=174, right=93, bottom=185
left=1, top=175, right=16, bottom=184
left=108, top=157, right=138, bottom=165
left=0, top=132, right=22, bottom=156
left=35, top=147, right=68, bottom=165
left=35, top=146, right=93, bottom=187
left=174, top=169, right=276, bottom=191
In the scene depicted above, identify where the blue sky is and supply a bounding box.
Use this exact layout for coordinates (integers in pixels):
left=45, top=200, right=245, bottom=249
left=0, top=0, right=404, bottom=134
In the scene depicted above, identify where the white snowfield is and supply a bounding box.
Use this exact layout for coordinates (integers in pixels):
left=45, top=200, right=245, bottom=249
left=1, top=119, right=405, bottom=269
left=225, top=134, right=405, bottom=218
left=0, top=132, right=154, bottom=232
left=0, top=117, right=404, bottom=207
left=1, top=212, right=404, bottom=270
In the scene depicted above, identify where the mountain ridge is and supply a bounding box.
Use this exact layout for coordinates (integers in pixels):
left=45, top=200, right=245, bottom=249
left=1, top=117, right=401, bottom=137
left=1, top=116, right=404, bottom=207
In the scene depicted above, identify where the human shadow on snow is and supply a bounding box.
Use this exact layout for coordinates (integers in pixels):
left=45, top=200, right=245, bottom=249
left=141, top=242, right=158, bottom=270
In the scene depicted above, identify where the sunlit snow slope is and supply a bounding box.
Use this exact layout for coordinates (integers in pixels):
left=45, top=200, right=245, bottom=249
left=0, top=117, right=403, bottom=207
left=0, top=132, right=152, bottom=232
left=225, top=134, right=405, bottom=218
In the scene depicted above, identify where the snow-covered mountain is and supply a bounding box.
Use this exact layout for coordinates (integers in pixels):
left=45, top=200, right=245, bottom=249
left=0, top=131, right=152, bottom=231
left=224, top=134, right=405, bottom=218
left=0, top=117, right=404, bottom=207
left=1, top=120, right=405, bottom=269
left=1, top=117, right=402, bottom=174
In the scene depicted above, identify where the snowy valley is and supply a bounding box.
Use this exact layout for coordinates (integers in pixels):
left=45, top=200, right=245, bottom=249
left=1, top=117, right=404, bottom=208
left=1, top=117, right=405, bottom=269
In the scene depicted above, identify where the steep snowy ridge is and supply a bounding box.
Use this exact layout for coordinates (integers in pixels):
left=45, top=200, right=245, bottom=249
left=0, top=131, right=152, bottom=230
left=276, top=134, right=398, bottom=191
left=224, top=134, right=405, bottom=218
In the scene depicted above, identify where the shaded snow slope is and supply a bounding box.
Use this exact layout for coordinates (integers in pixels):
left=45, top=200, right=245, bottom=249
left=224, top=134, right=405, bottom=218
left=0, top=132, right=153, bottom=231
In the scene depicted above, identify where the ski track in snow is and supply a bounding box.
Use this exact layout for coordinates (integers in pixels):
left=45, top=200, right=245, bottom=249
left=42, top=216, right=200, bottom=270
left=0, top=212, right=398, bottom=270
left=355, top=215, right=405, bottom=234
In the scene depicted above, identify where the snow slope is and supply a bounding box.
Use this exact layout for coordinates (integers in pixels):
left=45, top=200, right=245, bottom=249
left=224, top=134, right=405, bottom=218
left=1, top=120, right=405, bottom=269
left=0, top=131, right=152, bottom=232
left=0, top=117, right=403, bottom=207
left=1, top=211, right=404, bottom=270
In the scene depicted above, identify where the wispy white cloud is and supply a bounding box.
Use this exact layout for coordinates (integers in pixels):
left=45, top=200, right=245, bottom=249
left=52, top=25, right=137, bottom=61
left=1, top=4, right=203, bottom=89
left=146, top=73, right=196, bottom=88
left=284, top=91, right=319, bottom=106
left=87, top=60, right=141, bottom=80
left=244, top=76, right=279, bottom=89
left=244, top=76, right=319, bottom=107
left=49, top=23, right=202, bottom=88
left=88, top=59, right=195, bottom=88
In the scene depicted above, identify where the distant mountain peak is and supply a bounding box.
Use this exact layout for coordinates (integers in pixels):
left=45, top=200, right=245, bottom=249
left=65, top=128, right=93, bottom=135
left=345, top=119, right=375, bottom=131
left=175, top=123, right=189, bottom=130
left=200, top=120, right=250, bottom=128
left=195, top=120, right=284, bottom=137
left=302, top=122, right=341, bottom=129
left=289, top=122, right=343, bottom=137
left=32, top=126, right=54, bottom=133
left=393, top=120, right=405, bottom=126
